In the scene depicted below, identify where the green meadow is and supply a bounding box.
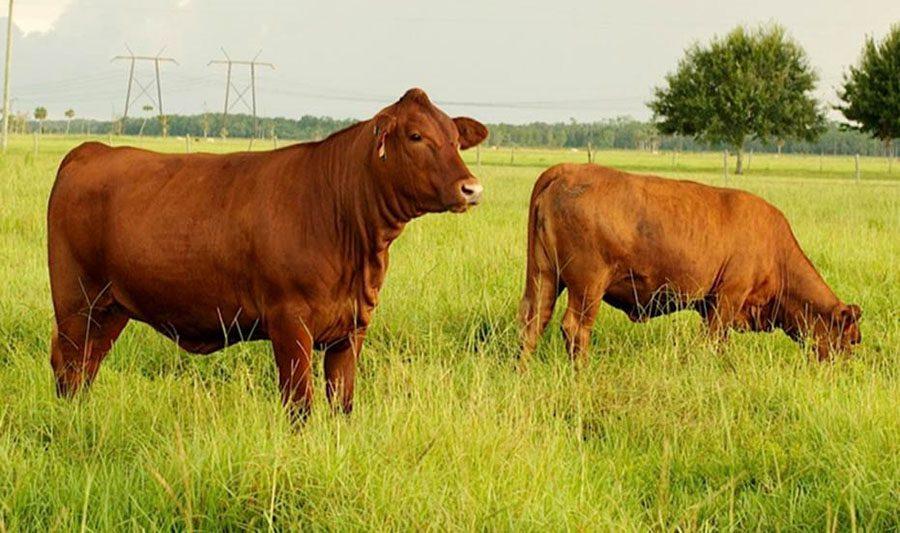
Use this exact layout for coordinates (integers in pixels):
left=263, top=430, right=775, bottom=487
left=1, top=135, right=897, bottom=530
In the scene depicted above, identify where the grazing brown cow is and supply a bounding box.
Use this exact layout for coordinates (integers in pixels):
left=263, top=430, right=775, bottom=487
left=47, top=88, right=487, bottom=417
left=519, top=164, right=861, bottom=366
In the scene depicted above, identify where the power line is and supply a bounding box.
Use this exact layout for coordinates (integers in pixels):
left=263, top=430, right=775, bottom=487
left=264, top=85, right=646, bottom=111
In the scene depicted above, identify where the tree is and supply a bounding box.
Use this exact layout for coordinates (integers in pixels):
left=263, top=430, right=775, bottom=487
left=33, top=107, right=48, bottom=134
left=64, top=109, right=75, bottom=135
left=836, top=24, right=900, bottom=170
left=139, top=105, right=153, bottom=136
left=649, top=24, right=825, bottom=174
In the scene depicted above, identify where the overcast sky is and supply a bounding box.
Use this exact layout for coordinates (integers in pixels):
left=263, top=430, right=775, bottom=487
left=3, top=0, right=898, bottom=123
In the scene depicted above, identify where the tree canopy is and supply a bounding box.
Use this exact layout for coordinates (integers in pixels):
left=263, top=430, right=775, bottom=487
left=836, top=24, right=900, bottom=153
left=649, top=24, right=825, bottom=173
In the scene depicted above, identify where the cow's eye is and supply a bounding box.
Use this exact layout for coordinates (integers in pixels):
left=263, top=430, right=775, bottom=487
left=409, top=133, right=422, bottom=141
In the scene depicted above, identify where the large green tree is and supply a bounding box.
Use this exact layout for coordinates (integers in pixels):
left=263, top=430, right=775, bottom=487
left=649, top=24, right=825, bottom=174
left=836, top=24, right=900, bottom=167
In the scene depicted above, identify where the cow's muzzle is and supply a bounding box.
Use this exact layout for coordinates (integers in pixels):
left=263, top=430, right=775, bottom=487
left=460, top=182, right=483, bottom=205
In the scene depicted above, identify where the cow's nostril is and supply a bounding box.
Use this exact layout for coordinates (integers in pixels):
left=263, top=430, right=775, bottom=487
left=460, top=183, right=483, bottom=203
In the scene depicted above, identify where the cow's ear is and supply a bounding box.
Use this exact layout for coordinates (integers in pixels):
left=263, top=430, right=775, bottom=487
left=841, top=304, right=862, bottom=323
left=453, top=117, right=488, bottom=150
left=373, top=113, right=396, bottom=161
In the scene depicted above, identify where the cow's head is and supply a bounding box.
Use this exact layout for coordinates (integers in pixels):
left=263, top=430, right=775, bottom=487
left=814, top=303, right=862, bottom=360
left=368, top=88, right=488, bottom=215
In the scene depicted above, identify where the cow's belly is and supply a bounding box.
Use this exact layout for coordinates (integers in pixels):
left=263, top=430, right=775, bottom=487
left=109, top=262, right=373, bottom=352
left=602, top=268, right=712, bottom=321
left=99, top=209, right=261, bottom=335
left=109, top=267, right=265, bottom=351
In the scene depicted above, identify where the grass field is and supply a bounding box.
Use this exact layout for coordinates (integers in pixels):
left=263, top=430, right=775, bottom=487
left=1, top=134, right=898, bottom=530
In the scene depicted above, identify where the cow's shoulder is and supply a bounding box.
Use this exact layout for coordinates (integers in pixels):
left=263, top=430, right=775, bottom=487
left=723, top=187, right=787, bottom=220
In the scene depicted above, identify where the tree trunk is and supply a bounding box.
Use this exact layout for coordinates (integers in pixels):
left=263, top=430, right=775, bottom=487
left=65, top=119, right=70, bottom=135
left=139, top=118, right=147, bottom=137
left=735, top=147, right=744, bottom=175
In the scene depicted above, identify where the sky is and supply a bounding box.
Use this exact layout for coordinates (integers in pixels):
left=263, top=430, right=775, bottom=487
left=2, top=0, right=898, bottom=123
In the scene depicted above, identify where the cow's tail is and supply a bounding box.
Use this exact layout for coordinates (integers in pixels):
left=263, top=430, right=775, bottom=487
left=518, top=166, right=565, bottom=365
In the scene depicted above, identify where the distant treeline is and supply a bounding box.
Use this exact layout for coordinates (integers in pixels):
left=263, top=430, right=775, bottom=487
left=484, top=120, right=890, bottom=156
left=19, top=113, right=889, bottom=156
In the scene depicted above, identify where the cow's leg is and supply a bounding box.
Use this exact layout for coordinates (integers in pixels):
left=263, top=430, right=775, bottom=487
left=704, top=290, right=749, bottom=343
left=518, top=269, right=561, bottom=369
left=51, top=301, right=129, bottom=397
left=324, top=330, right=364, bottom=414
left=560, top=274, right=608, bottom=369
left=268, top=312, right=315, bottom=421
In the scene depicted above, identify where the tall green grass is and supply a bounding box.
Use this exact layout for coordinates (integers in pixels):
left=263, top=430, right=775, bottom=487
left=1, top=135, right=897, bottom=530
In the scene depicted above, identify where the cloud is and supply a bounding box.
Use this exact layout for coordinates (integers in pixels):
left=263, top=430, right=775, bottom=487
left=10, top=0, right=73, bottom=34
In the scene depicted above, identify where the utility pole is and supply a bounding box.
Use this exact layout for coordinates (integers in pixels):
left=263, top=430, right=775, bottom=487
left=208, top=49, right=274, bottom=139
left=112, top=45, right=178, bottom=135
left=2, top=0, right=14, bottom=152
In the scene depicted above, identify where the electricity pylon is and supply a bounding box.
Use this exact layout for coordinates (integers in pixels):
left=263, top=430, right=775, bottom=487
left=112, top=45, right=178, bottom=134
left=208, top=48, right=275, bottom=138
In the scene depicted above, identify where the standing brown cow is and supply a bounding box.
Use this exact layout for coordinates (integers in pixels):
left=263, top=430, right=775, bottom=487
left=519, top=164, right=861, bottom=366
left=47, top=88, right=487, bottom=417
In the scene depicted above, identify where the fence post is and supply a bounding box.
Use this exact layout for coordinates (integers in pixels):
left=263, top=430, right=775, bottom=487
left=855, top=153, right=860, bottom=182
left=587, top=141, right=593, bottom=163
left=889, top=141, right=893, bottom=174
left=185, top=134, right=192, bottom=153
left=723, top=149, right=728, bottom=183
left=273, top=135, right=278, bottom=150
left=819, top=149, right=824, bottom=172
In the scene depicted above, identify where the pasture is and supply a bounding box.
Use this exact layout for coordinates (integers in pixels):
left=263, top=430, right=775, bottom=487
left=1, top=135, right=897, bottom=530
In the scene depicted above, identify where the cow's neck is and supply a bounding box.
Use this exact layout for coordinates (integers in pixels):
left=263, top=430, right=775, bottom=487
left=774, top=247, right=840, bottom=339
left=298, top=121, right=413, bottom=313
